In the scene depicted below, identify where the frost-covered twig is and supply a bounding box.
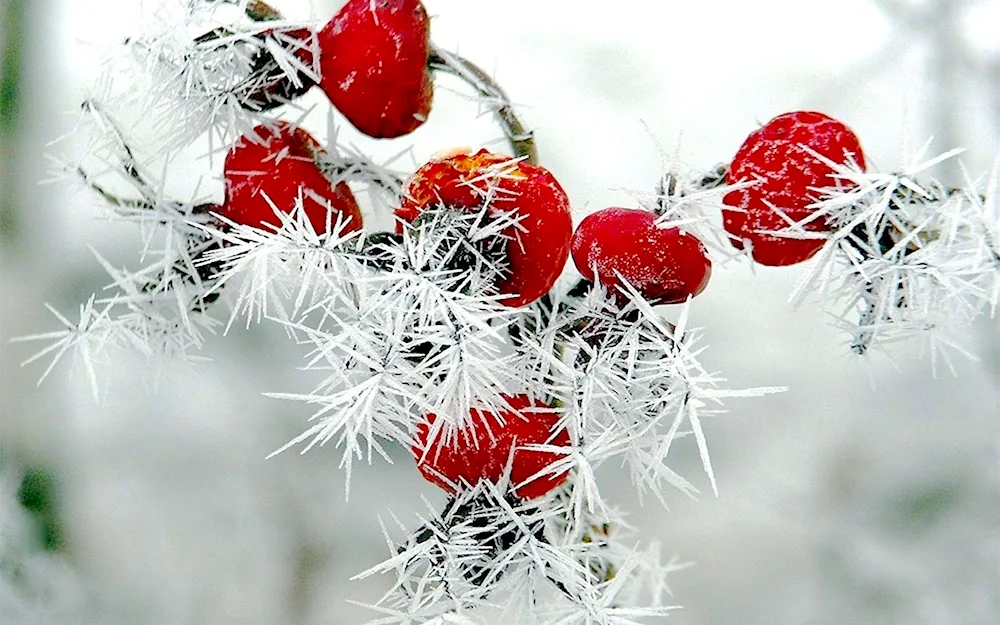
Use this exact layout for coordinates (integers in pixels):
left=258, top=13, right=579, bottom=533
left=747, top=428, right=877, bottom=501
left=353, top=483, right=682, bottom=625
left=792, top=145, right=1000, bottom=358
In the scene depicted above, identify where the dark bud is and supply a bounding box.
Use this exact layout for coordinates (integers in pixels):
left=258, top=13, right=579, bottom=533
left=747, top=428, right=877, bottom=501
left=356, top=231, right=403, bottom=272
left=238, top=28, right=317, bottom=112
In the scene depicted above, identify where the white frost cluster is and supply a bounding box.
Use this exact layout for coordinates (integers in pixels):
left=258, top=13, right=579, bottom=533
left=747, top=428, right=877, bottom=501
left=93, top=0, right=320, bottom=154
left=354, top=482, right=689, bottom=625
left=189, top=191, right=777, bottom=622
left=17, top=101, right=224, bottom=397
left=793, top=146, right=1000, bottom=361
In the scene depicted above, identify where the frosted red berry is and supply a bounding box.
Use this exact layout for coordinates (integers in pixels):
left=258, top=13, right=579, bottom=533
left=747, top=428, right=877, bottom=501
left=396, top=148, right=573, bottom=308
left=316, top=0, right=433, bottom=138
left=222, top=122, right=362, bottom=234
left=571, top=207, right=711, bottom=304
left=413, top=395, right=570, bottom=500
left=723, top=110, right=866, bottom=266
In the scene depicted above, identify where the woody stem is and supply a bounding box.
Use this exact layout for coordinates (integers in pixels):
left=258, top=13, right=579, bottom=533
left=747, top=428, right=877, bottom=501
left=428, top=47, right=538, bottom=166
left=81, top=100, right=151, bottom=196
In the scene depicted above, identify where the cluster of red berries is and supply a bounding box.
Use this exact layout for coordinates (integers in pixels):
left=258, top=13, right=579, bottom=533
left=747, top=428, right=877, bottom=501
left=219, top=115, right=865, bottom=499
left=565, top=111, right=866, bottom=306
left=247, top=0, right=433, bottom=137
left=217, top=113, right=865, bottom=500
left=220, top=0, right=435, bottom=233
left=401, top=152, right=718, bottom=499
left=215, top=4, right=866, bottom=502
left=407, top=111, right=868, bottom=500
left=396, top=151, right=572, bottom=500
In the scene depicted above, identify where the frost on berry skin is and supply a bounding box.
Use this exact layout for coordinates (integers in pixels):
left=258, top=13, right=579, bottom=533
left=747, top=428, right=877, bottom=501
left=723, top=110, right=866, bottom=266
left=396, top=149, right=573, bottom=307
left=223, top=122, right=363, bottom=234
left=413, top=395, right=570, bottom=500
left=317, top=0, right=433, bottom=138
left=571, top=207, right=712, bottom=304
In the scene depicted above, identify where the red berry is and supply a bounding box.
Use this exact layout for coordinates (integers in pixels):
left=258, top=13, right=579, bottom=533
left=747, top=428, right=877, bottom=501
left=222, top=122, right=362, bottom=234
left=316, top=0, right=433, bottom=138
left=571, top=207, right=711, bottom=304
left=723, top=110, right=866, bottom=266
left=413, top=395, right=570, bottom=500
left=396, top=149, right=573, bottom=308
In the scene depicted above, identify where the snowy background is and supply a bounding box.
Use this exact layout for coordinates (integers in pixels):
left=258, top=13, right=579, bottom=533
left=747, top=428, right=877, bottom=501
left=1, top=0, right=998, bottom=623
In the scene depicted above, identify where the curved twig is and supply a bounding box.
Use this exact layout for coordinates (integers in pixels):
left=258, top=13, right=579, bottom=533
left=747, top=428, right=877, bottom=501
left=428, top=47, right=537, bottom=166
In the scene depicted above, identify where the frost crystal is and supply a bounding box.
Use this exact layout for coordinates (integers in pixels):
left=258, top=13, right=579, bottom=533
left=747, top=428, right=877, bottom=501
left=94, top=0, right=321, bottom=154
left=792, top=145, right=1000, bottom=360
left=352, top=484, right=682, bottom=625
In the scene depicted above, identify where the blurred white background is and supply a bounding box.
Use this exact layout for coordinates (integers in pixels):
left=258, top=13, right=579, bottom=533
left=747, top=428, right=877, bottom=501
left=1, top=0, right=998, bottom=624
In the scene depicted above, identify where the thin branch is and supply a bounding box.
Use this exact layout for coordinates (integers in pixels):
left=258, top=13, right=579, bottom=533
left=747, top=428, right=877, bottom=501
left=81, top=99, right=151, bottom=194
left=429, top=47, right=537, bottom=165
